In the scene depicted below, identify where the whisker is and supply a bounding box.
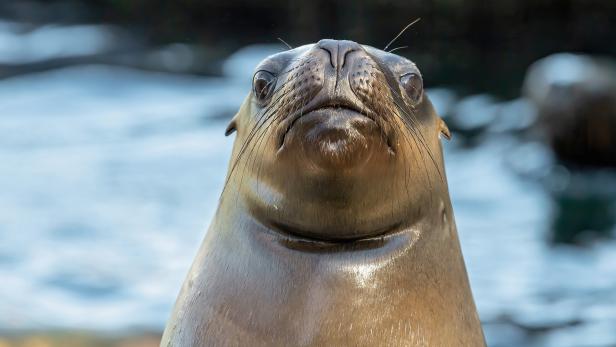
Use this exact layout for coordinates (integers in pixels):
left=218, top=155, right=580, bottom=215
left=221, top=59, right=317, bottom=198
left=391, top=96, right=444, bottom=184
left=249, top=84, right=310, bottom=196
left=388, top=46, right=408, bottom=54
left=277, top=37, right=293, bottom=50
left=367, top=54, right=444, bottom=185
left=383, top=18, right=421, bottom=52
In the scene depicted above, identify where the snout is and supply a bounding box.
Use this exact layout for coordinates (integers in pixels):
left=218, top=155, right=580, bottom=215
left=272, top=40, right=397, bottom=167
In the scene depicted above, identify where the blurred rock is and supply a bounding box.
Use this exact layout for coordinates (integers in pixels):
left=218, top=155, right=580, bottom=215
left=523, top=53, right=616, bottom=168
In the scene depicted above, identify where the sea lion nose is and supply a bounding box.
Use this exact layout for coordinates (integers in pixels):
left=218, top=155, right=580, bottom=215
left=317, top=39, right=362, bottom=69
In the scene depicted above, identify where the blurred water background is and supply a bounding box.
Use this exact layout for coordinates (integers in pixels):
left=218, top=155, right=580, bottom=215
left=1, top=1, right=615, bottom=346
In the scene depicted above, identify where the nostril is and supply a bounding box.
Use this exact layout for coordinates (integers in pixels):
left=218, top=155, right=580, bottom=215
left=317, top=39, right=361, bottom=69
left=317, top=39, right=337, bottom=68
left=339, top=47, right=357, bottom=68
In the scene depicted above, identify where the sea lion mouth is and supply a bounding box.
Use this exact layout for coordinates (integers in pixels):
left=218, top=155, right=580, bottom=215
left=278, top=98, right=372, bottom=148
left=276, top=98, right=393, bottom=157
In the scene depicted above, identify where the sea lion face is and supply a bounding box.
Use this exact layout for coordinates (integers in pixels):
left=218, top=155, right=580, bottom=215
left=226, top=39, right=450, bottom=241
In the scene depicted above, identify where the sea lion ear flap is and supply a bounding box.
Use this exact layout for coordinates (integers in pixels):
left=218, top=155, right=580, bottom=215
left=439, top=118, right=452, bottom=140
left=225, top=116, right=238, bottom=136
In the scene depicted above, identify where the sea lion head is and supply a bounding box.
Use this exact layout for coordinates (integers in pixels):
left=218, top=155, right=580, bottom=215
left=224, top=39, right=452, bottom=242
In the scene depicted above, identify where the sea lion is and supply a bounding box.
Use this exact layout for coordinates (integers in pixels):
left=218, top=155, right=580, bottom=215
left=523, top=53, right=616, bottom=168
left=161, top=39, right=486, bottom=346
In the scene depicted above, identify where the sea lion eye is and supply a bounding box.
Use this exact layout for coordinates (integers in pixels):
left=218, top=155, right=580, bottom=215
left=253, top=70, right=276, bottom=103
left=400, top=73, right=423, bottom=103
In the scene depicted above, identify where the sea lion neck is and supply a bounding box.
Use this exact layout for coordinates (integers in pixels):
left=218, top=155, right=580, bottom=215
left=221, top=177, right=449, bottom=244
left=163, top=189, right=486, bottom=346
left=217, top=193, right=440, bottom=256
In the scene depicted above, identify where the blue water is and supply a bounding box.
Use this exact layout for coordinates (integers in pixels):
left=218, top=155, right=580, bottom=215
left=0, top=40, right=615, bottom=346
